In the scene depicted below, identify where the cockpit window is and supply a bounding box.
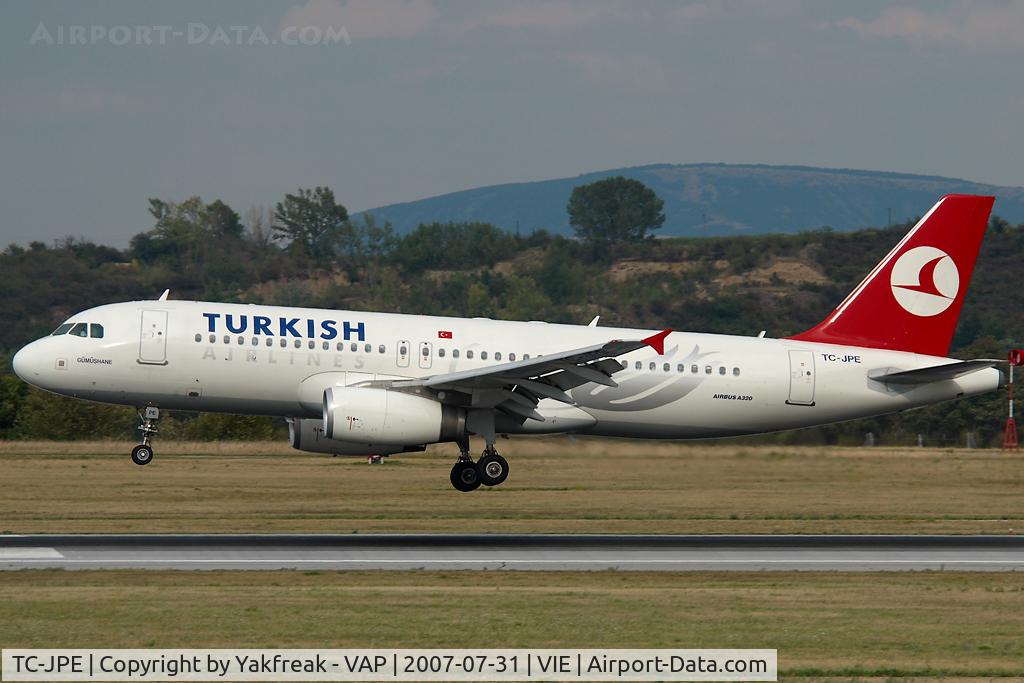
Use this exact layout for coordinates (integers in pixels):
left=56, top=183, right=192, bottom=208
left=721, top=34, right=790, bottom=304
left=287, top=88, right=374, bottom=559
left=51, top=323, right=73, bottom=336
left=69, top=323, right=89, bottom=337
left=90, top=324, right=104, bottom=339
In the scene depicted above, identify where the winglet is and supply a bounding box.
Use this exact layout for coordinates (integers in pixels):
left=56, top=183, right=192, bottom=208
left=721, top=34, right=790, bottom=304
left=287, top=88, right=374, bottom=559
left=158, top=289, right=170, bottom=301
left=642, top=328, right=672, bottom=355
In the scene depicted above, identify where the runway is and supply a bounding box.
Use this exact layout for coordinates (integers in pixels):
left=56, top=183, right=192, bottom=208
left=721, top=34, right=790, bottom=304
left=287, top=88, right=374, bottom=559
left=3, top=534, right=1024, bottom=571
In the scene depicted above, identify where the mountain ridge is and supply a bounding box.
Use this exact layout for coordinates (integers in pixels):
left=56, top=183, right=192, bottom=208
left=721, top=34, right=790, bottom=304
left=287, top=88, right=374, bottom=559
left=358, top=163, right=1024, bottom=237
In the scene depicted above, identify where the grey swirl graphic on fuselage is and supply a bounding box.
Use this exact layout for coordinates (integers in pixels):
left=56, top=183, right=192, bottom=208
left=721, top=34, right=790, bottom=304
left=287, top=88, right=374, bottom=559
left=571, top=344, right=719, bottom=412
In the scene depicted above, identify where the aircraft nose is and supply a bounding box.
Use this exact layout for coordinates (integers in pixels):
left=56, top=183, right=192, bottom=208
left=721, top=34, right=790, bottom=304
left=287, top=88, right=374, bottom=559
left=12, top=342, right=41, bottom=383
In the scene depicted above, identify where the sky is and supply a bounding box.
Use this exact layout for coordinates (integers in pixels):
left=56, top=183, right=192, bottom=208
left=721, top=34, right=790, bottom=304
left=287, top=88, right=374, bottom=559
left=1, top=0, right=1023, bottom=246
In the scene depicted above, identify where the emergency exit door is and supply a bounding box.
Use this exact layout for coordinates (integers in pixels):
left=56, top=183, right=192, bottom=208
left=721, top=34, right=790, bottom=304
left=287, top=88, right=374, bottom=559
left=138, top=310, right=168, bottom=365
left=418, top=341, right=433, bottom=369
left=396, top=340, right=410, bottom=368
left=786, top=349, right=815, bottom=406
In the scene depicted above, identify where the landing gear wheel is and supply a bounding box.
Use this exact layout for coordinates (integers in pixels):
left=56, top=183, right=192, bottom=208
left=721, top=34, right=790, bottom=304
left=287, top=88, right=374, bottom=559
left=450, top=460, right=481, bottom=492
left=131, top=444, right=154, bottom=466
left=477, top=453, right=509, bottom=487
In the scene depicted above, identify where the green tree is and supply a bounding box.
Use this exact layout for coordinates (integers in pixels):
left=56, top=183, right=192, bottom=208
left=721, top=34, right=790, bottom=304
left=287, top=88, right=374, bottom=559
left=567, top=176, right=665, bottom=255
left=393, top=222, right=517, bottom=273
left=273, top=187, right=350, bottom=265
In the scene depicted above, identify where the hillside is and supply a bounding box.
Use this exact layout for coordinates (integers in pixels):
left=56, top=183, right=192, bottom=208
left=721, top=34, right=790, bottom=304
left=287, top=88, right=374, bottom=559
left=2, top=214, right=1022, bottom=446
left=359, top=163, right=1024, bottom=237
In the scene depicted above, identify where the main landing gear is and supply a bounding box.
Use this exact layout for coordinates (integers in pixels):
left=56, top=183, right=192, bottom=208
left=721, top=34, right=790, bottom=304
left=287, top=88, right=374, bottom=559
left=449, top=439, right=510, bottom=492
left=131, top=406, right=160, bottom=466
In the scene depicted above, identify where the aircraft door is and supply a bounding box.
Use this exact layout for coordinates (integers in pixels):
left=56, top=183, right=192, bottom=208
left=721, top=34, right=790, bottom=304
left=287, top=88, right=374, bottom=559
left=139, top=310, right=169, bottom=365
left=418, top=341, right=433, bottom=370
left=397, top=340, right=410, bottom=368
left=786, top=349, right=815, bottom=406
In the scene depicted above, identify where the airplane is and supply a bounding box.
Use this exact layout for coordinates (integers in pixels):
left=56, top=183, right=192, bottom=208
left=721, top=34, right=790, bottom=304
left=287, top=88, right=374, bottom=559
left=11, top=194, right=1003, bottom=492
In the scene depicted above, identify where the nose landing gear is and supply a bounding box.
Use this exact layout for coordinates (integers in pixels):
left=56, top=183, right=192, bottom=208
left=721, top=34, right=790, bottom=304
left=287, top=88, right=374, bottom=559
left=131, top=406, right=160, bottom=466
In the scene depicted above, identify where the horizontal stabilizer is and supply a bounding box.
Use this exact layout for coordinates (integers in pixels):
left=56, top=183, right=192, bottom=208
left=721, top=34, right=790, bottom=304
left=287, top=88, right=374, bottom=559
left=871, top=359, right=1000, bottom=385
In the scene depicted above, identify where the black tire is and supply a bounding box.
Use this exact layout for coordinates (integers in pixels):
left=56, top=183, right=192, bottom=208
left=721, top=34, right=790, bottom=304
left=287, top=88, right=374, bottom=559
left=450, top=461, right=480, bottom=492
left=477, top=453, right=509, bottom=487
left=131, top=444, right=154, bottom=466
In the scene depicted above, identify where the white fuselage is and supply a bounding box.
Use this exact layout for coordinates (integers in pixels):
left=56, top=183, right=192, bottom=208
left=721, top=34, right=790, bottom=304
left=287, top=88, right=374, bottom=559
left=12, top=300, right=1001, bottom=440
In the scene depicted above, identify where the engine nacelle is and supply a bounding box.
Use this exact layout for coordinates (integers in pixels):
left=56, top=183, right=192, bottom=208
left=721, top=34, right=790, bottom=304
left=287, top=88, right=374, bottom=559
left=289, top=418, right=426, bottom=456
left=323, top=387, right=464, bottom=445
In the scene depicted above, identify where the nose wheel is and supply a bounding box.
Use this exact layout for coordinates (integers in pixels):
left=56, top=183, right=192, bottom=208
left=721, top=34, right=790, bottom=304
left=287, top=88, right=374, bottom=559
left=131, top=444, right=154, bottom=466
left=131, top=406, right=160, bottom=466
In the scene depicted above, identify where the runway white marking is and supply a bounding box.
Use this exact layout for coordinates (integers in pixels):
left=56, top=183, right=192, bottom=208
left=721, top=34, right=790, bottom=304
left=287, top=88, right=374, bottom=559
left=0, top=548, right=63, bottom=559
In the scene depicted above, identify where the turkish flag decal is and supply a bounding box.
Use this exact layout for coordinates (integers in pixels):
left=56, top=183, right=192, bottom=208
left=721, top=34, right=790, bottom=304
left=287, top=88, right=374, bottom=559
left=438, top=330, right=453, bottom=339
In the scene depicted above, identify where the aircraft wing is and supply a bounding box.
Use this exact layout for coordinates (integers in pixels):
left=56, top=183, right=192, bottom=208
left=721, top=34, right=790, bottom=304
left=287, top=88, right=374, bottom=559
left=378, top=329, right=672, bottom=421
left=871, top=359, right=1001, bottom=385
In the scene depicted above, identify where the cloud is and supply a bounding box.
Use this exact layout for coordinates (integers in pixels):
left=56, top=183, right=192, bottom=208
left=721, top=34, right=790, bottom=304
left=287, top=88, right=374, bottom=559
left=835, top=1, right=1024, bottom=51
left=280, top=0, right=436, bottom=40
left=459, top=1, right=622, bottom=33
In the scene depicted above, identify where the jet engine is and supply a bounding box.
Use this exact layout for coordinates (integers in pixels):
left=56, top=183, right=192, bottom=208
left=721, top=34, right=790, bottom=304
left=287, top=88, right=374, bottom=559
left=322, top=387, right=465, bottom=445
left=289, top=418, right=427, bottom=456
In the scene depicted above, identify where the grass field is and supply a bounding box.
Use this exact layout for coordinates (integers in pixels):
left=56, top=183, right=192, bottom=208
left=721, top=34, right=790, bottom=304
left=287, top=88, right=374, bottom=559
left=1, top=570, right=1023, bottom=679
left=3, top=441, right=1024, bottom=681
left=0, top=440, right=1022, bottom=534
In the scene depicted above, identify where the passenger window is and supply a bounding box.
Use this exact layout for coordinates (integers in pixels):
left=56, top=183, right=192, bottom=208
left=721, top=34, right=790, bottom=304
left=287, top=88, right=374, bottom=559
left=495, top=352, right=502, bottom=361
left=194, top=333, right=202, bottom=343
left=294, top=339, right=301, bottom=349
left=466, top=350, right=474, bottom=359
left=266, top=338, right=273, bottom=347
left=365, top=343, right=372, bottom=353
left=649, top=362, right=656, bottom=371
left=223, top=335, right=230, bottom=344
left=509, top=353, right=516, bottom=361
left=733, top=367, right=740, bottom=376
left=663, top=363, right=670, bottom=372
left=378, top=344, right=385, bottom=354
left=238, top=336, right=245, bottom=345
left=634, top=361, right=641, bottom=370
left=51, top=323, right=73, bottom=336
left=422, top=346, right=429, bottom=357
left=337, top=342, right=344, bottom=351
left=399, top=345, right=407, bottom=355
left=691, top=364, right=698, bottom=373
left=209, top=334, right=216, bottom=344
left=90, top=324, right=104, bottom=339
left=677, top=364, right=684, bottom=373
left=280, top=339, right=287, bottom=348
left=323, top=341, right=330, bottom=350
left=481, top=351, right=488, bottom=360
left=70, top=323, right=88, bottom=337
left=438, top=348, right=446, bottom=358
left=524, top=354, right=530, bottom=360
left=705, top=366, right=712, bottom=374
left=453, top=349, right=460, bottom=358
left=252, top=337, right=259, bottom=346
left=350, top=342, right=357, bottom=352
left=719, top=366, right=726, bottom=375
left=308, top=340, right=315, bottom=350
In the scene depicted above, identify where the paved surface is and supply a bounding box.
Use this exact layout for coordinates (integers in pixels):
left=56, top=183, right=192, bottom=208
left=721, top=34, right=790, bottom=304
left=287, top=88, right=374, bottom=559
left=3, top=534, right=1024, bottom=571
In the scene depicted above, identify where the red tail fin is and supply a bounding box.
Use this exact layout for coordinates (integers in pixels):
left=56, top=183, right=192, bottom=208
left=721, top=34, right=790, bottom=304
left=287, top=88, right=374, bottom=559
left=789, top=194, right=994, bottom=357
